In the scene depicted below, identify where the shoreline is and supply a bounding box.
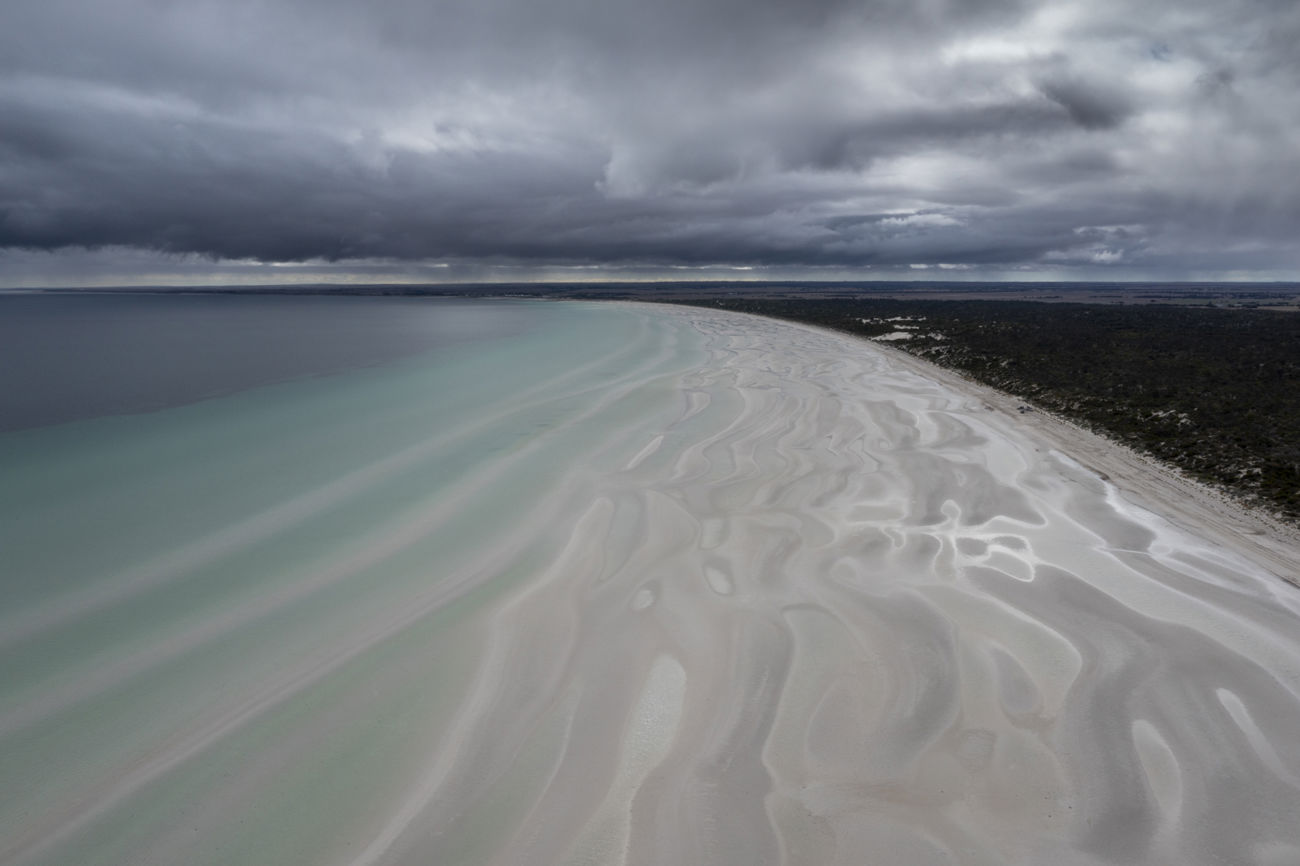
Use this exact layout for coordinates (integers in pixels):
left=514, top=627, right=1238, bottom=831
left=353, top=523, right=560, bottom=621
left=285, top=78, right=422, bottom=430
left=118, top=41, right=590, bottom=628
left=875, top=337, right=1300, bottom=588
left=645, top=300, right=1300, bottom=588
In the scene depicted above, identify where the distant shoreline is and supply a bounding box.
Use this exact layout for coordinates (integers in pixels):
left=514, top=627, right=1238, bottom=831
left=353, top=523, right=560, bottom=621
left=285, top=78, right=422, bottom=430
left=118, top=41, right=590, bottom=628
left=20, top=280, right=1300, bottom=311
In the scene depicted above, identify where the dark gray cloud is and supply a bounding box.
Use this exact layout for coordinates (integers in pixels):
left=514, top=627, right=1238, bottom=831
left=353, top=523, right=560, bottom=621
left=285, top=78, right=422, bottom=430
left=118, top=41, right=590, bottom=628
left=2, top=0, right=1299, bottom=282
left=1037, top=77, right=1133, bottom=130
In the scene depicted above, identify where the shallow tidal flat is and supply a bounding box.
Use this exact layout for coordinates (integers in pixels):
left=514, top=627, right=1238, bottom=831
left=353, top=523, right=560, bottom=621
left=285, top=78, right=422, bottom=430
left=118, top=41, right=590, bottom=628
left=3, top=301, right=1300, bottom=865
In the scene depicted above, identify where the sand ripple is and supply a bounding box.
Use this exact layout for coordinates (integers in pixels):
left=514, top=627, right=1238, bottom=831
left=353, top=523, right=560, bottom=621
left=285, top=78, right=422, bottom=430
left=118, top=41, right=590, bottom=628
left=2, top=303, right=1299, bottom=865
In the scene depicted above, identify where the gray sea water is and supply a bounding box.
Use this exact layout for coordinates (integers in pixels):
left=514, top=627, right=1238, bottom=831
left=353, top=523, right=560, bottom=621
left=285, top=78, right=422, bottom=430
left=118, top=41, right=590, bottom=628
left=0, top=293, right=541, bottom=431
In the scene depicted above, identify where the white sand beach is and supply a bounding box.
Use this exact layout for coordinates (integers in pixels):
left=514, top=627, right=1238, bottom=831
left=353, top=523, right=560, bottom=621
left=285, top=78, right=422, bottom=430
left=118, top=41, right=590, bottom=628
left=3, top=301, right=1299, bottom=865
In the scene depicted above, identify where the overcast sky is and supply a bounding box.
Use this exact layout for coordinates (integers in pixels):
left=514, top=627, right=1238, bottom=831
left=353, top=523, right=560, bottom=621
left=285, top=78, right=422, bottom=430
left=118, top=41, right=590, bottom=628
left=2, top=0, right=1299, bottom=285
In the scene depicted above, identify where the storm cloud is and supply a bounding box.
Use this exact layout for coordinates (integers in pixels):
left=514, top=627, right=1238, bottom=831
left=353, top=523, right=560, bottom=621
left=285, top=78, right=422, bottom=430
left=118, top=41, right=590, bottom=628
left=2, top=0, right=1299, bottom=280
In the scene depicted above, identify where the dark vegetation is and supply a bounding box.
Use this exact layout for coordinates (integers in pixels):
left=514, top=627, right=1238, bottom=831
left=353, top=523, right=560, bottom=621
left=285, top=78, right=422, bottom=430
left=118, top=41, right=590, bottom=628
left=667, top=298, right=1300, bottom=524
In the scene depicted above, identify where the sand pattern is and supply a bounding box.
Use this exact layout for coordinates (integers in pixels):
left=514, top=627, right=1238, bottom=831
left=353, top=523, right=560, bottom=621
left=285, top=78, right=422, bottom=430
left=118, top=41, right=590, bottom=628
left=2, top=303, right=1299, bottom=865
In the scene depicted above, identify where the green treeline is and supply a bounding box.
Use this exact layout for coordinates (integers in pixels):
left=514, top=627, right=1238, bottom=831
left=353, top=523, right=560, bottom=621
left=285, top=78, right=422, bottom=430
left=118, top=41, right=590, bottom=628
left=671, top=298, right=1300, bottom=524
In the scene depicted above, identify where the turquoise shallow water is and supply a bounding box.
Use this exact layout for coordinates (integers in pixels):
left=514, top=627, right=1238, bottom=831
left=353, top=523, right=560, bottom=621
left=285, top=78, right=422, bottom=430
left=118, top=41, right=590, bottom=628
left=0, top=298, right=704, bottom=865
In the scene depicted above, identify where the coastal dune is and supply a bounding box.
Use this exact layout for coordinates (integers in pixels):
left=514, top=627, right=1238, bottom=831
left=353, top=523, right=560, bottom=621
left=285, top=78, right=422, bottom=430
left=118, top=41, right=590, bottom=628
left=3, top=302, right=1299, bottom=865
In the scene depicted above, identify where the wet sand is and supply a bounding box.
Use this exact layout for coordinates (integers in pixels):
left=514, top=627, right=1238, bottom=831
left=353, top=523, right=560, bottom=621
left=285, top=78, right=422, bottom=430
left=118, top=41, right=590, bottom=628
left=3, top=302, right=1299, bottom=865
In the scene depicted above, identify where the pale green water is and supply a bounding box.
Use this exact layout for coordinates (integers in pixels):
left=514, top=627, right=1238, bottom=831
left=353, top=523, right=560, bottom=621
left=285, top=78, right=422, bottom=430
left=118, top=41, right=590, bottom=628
left=0, top=299, right=704, bottom=866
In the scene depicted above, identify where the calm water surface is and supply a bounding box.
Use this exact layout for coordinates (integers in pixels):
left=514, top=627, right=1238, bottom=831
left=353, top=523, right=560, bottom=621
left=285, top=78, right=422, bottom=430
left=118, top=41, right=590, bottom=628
left=0, top=293, right=539, bottom=431
left=0, top=295, right=699, bottom=865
